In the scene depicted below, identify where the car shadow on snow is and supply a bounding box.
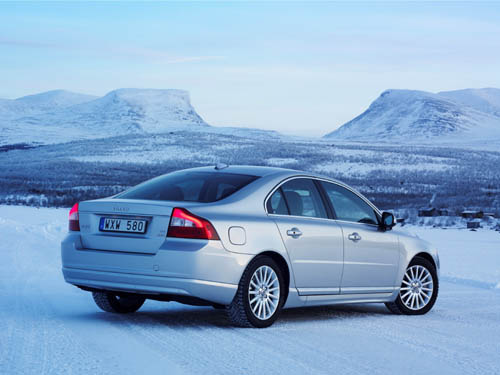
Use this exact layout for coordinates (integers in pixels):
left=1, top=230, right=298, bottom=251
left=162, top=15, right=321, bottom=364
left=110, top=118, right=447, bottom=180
left=69, top=301, right=391, bottom=329
left=278, top=303, right=390, bottom=324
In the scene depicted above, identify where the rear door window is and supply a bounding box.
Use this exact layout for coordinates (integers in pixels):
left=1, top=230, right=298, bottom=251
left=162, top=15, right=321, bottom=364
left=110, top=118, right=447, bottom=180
left=267, top=188, right=289, bottom=215
left=117, top=171, right=259, bottom=202
left=269, top=178, right=327, bottom=219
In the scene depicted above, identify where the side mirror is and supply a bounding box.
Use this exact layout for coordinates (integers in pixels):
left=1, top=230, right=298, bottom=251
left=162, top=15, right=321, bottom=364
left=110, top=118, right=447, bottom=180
left=381, top=212, right=395, bottom=230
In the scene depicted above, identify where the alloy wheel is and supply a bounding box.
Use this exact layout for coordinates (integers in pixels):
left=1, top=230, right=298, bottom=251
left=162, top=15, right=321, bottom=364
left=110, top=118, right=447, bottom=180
left=248, top=265, right=280, bottom=320
left=399, top=265, right=434, bottom=311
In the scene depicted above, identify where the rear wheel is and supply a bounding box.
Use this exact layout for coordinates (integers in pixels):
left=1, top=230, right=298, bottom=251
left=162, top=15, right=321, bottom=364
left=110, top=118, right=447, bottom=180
left=227, top=256, right=285, bottom=328
left=385, top=256, right=438, bottom=315
left=92, top=291, right=145, bottom=314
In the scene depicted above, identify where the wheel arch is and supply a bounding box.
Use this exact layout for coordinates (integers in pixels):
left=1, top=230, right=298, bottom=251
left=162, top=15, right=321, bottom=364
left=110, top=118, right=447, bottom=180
left=412, top=252, right=437, bottom=270
left=254, top=251, right=291, bottom=305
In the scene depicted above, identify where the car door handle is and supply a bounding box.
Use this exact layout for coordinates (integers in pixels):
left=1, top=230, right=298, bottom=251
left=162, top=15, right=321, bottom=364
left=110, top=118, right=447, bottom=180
left=286, top=227, right=302, bottom=238
left=348, top=232, right=362, bottom=242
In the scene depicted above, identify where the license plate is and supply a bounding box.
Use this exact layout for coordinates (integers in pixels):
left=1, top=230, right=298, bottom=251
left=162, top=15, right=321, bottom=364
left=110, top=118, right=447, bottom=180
left=99, top=217, right=147, bottom=234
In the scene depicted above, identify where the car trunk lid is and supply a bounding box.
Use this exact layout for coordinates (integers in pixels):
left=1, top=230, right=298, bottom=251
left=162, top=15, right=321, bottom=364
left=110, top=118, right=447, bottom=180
left=78, top=198, right=174, bottom=254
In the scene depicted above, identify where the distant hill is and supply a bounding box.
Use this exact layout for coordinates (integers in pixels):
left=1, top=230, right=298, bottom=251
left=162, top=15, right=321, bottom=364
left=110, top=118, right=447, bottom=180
left=62, top=88, right=208, bottom=133
left=0, top=88, right=209, bottom=145
left=437, top=88, right=500, bottom=117
left=0, top=90, right=97, bottom=119
left=4, top=87, right=500, bottom=147
left=324, top=88, right=500, bottom=145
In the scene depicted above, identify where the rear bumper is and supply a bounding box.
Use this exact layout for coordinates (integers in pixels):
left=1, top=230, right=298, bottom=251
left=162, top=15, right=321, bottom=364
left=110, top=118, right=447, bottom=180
left=63, top=267, right=238, bottom=305
left=61, top=233, right=252, bottom=305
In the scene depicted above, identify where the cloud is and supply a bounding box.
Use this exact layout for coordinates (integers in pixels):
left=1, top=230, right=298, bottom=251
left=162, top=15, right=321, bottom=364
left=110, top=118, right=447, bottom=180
left=0, top=37, right=224, bottom=64
left=107, top=45, right=224, bottom=63
left=0, top=37, right=57, bottom=48
left=164, top=56, right=225, bottom=64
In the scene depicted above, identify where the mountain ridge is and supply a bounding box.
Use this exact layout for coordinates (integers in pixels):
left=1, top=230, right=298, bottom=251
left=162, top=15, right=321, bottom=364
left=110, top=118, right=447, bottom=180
left=2, top=87, right=500, bottom=147
left=0, top=88, right=284, bottom=146
left=0, top=88, right=210, bottom=145
left=437, top=88, right=500, bottom=117
left=0, top=89, right=98, bottom=119
left=324, top=88, right=500, bottom=144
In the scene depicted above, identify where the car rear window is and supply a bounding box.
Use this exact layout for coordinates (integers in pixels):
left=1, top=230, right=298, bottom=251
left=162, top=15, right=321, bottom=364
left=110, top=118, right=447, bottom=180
left=116, top=171, right=259, bottom=203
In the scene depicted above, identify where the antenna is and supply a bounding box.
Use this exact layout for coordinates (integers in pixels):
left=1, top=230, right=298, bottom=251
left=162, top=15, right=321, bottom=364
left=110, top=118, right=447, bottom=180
left=215, top=163, right=229, bottom=170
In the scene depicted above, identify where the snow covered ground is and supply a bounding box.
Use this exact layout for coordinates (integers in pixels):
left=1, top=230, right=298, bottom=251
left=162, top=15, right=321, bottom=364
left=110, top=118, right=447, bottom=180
left=1, top=205, right=499, bottom=374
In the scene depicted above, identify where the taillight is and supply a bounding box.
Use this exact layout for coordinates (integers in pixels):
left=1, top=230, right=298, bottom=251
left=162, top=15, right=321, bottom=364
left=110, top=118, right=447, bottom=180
left=167, top=208, right=219, bottom=240
left=69, top=203, right=80, bottom=231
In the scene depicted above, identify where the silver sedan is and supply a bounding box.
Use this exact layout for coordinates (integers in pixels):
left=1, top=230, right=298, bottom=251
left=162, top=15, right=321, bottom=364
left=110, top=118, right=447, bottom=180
left=61, top=165, right=439, bottom=328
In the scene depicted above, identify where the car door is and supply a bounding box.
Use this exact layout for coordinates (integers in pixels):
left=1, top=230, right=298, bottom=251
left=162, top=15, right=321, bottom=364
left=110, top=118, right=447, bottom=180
left=267, top=178, right=344, bottom=295
left=319, top=181, right=400, bottom=294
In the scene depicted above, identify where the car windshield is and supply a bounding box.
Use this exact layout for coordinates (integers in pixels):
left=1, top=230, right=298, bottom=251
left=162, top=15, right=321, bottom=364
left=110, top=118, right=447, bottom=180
left=116, top=171, right=259, bottom=203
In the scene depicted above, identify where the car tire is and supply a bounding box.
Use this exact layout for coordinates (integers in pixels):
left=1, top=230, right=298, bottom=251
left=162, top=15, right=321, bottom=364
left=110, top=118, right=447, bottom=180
left=226, top=256, right=286, bottom=328
left=385, top=256, right=439, bottom=315
left=92, top=291, right=146, bottom=314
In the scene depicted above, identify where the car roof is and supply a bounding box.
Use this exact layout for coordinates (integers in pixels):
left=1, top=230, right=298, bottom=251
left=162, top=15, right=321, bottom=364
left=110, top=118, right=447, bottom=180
left=184, top=165, right=344, bottom=183
left=185, top=165, right=296, bottom=177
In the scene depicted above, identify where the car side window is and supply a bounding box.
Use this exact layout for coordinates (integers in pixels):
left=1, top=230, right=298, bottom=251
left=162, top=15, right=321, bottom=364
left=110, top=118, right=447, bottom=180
left=279, top=179, right=328, bottom=219
left=320, top=181, right=378, bottom=225
left=267, top=188, right=289, bottom=215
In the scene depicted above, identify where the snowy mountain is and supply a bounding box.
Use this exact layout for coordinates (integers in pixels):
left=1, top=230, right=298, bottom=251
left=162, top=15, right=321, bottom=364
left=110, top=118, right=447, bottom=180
left=0, top=90, right=97, bottom=119
left=0, top=88, right=209, bottom=145
left=62, top=88, right=208, bottom=133
left=437, top=88, right=500, bottom=117
left=4, top=87, right=500, bottom=147
left=324, top=88, right=500, bottom=144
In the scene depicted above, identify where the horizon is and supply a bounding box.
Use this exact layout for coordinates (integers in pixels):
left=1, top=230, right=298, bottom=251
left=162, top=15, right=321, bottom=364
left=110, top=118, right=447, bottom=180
left=1, top=1, right=500, bottom=136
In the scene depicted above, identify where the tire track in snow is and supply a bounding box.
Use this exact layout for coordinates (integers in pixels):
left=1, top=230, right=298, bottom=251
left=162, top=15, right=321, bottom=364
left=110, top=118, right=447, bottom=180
left=2, top=207, right=500, bottom=375
left=0, top=214, right=110, bottom=375
left=324, top=293, right=500, bottom=375
left=104, top=304, right=393, bottom=375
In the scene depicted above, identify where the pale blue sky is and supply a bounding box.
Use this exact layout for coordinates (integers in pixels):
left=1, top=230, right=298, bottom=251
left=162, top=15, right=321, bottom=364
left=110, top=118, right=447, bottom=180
left=1, top=1, right=500, bottom=136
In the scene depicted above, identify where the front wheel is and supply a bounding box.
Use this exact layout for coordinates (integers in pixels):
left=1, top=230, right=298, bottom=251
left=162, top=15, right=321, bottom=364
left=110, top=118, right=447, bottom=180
left=92, top=291, right=145, bottom=314
left=227, top=256, right=285, bottom=328
left=386, top=256, right=439, bottom=315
